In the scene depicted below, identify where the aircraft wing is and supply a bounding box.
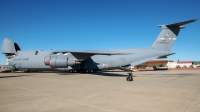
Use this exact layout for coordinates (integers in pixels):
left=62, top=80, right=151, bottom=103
left=119, top=56, right=158, bottom=71
left=157, top=53, right=175, bottom=59
left=130, top=56, right=158, bottom=67
left=130, top=53, right=175, bottom=67
left=53, top=50, right=132, bottom=61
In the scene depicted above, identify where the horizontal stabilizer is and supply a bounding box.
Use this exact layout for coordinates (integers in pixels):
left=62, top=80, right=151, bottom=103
left=158, top=19, right=198, bottom=27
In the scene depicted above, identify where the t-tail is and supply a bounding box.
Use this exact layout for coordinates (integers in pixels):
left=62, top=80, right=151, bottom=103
left=151, top=19, right=198, bottom=51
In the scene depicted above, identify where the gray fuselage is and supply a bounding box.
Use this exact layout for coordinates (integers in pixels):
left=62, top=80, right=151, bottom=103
left=7, top=48, right=171, bottom=71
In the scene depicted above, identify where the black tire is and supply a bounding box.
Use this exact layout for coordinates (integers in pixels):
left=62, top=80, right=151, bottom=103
left=69, top=70, right=73, bottom=73
left=126, top=76, right=129, bottom=81
left=73, top=70, right=77, bottom=73
left=126, top=75, right=133, bottom=81
left=85, top=69, right=89, bottom=73
left=130, top=76, right=133, bottom=81
left=89, top=69, right=94, bottom=73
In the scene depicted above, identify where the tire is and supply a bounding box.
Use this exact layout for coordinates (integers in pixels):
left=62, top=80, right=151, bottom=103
left=126, top=76, right=129, bottom=81
left=85, top=69, right=89, bottom=73
left=73, top=70, right=77, bottom=73
left=69, top=70, right=73, bottom=73
left=130, top=77, right=133, bottom=81
left=126, top=75, right=133, bottom=81
left=90, top=69, right=93, bottom=73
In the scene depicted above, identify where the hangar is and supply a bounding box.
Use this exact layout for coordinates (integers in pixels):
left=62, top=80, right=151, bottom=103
left=134, top=60, right=173, bottom=68
left=134, top=60, right=199, bottom=69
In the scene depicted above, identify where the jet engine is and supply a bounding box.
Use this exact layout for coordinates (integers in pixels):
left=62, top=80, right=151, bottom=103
left=44, top=56, right=51, bottom=66
left=44, top=55, right=81, bottom=68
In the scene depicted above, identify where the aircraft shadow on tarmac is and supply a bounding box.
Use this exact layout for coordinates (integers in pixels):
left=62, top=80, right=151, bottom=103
left=0, top=74, right=33, bottom=79
left=57, top=71, right=137, bottom=77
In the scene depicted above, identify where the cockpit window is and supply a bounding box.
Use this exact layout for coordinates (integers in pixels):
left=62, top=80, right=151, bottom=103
left=35, top=51, right=38, bottom=55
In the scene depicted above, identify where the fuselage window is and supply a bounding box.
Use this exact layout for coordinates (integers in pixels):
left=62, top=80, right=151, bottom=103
left=35, top=51, right=38, bottom=55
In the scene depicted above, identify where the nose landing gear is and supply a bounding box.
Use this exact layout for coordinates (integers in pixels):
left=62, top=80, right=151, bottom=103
left=126, top=72, right=133, bottom=81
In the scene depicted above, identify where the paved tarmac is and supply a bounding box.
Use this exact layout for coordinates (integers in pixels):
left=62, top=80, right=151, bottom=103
left=0, top=70, right=199, bottom=112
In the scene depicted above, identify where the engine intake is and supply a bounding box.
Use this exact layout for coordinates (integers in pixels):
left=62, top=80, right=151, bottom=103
left=44, top=56, right=51, bottom=66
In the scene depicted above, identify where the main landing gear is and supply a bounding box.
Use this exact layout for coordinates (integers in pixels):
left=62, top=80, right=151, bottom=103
left=85, top=69, right=94, bottom=73
left=85, top=69, right=95, bottom=73
left=126, top=71, right=133, bottom=81
left=69, top=69, right=77, bottom=73
left=68, top=69, right=95, bottom=73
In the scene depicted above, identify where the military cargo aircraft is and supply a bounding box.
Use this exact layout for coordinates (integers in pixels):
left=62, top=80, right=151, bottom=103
left=1, top=19, right=197, bottom=81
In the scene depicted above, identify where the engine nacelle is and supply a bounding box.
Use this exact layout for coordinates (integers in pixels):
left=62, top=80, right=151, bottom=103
left=44, top=56, right=51, bottom=66
left=44, top=55, right=80, bottom=68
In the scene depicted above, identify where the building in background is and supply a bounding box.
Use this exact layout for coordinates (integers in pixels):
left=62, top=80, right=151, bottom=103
left=176, top=61, right=193, bottom=68
left=135, top=60, right=199, bottom=68
left=135, top=60, right=173, bottom=68
left=193, top=61, right=200, bottom=68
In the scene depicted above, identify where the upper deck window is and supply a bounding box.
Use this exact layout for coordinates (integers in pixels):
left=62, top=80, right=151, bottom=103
left=35, top=51, right=38, bottom=55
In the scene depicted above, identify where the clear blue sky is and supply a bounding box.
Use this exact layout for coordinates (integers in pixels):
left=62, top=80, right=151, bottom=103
left=0, top=0, right=200, bottom=65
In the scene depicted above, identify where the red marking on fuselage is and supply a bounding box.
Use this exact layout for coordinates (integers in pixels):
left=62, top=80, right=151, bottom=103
left=44, top=57, right=46, bottom=65
left=49, top=57, right=52, bottom=68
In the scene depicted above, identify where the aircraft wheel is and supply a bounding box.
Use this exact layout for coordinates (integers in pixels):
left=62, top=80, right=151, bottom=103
left=69, top=69, right=73, bottom=73
left=129, top=76, right=133, bottom=81
left=126, top=73, right=133, bottom=81
left=85, top=69, right=89, bottom=73
left=126, top=76, right=129, bottom=81
left=89, top=69, right=93, bottom=73
left=73, top=70, right=77, bottom=73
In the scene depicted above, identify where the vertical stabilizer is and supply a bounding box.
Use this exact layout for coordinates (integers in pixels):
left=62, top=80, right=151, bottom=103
left=151, top=19, right=197, bottom=51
